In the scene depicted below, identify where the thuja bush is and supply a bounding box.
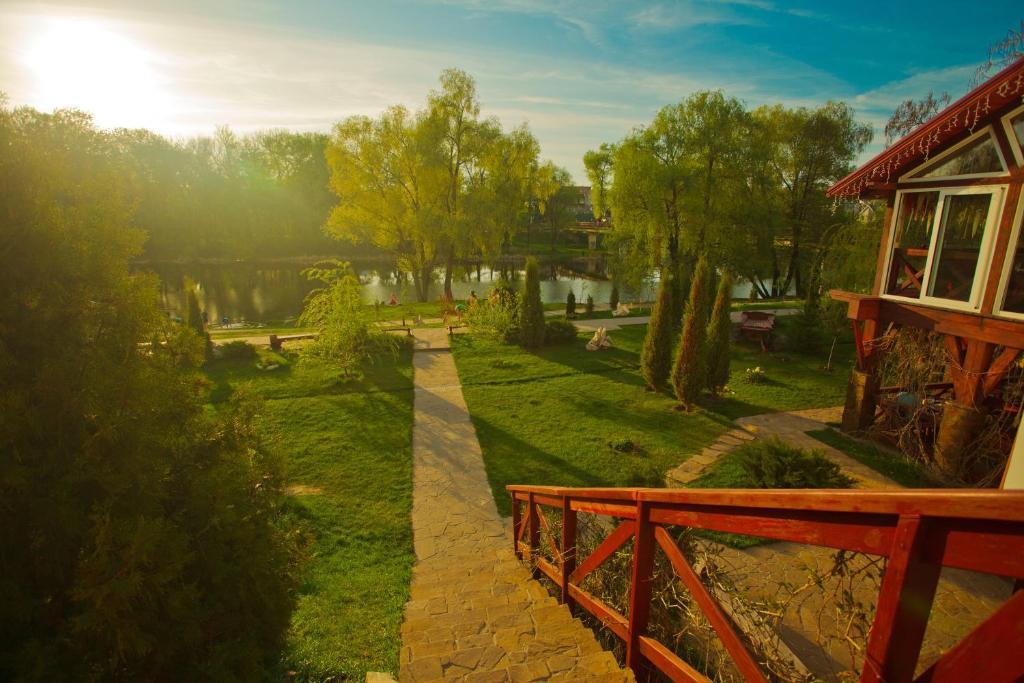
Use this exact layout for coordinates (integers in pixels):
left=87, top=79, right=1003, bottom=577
left=519, top=257, right=546, bottom=348
left=641, top=276, right=675, bottom=392
left=671, top=256, right=712, bottom=409
left=565, top=290, right=576, bottom=318
left=544, top=319, right=578, bottom=345
left=609, top=283, right=620, bottom=311
left=0, top=106, right=302, bottom=680
left=705, top=272, right=733, bottom=396
left=734, top=437, right=854, bottom=489
left=585, top=294, right=595, bottom=315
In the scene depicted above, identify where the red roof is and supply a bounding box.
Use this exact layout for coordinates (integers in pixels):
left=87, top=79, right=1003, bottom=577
left=828, top=56, right=1024, bottom=198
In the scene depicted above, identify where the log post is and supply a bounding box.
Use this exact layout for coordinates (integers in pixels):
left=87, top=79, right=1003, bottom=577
left=935, top=402, right=988, bottom=480
left=528, top=492, right=540, bottom=580
left=842, top=368, right=879, bottom=433
left=626, top=501, right=655, bottom=672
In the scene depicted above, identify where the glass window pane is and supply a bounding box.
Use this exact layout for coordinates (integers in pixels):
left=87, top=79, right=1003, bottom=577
left=1011, top=111, right=1024, bottom=152
left=1001, top=228, right=1024, bottom=314
left=910, top=134, right=1004, bottom=178
left=927, top=194, right=991, bottom=302
left=886, top=192, right=939, bottom=298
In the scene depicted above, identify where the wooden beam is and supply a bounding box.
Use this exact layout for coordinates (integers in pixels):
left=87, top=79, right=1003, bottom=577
left=561, top=498, right=577, bottom=610
left=861, top=516, right=943, bottom=683
left=873, top=193, right=897, bottom=296
left=626, top=502, right=656, bottom=671
left=655, top=526, right=768, bottom=682
left=637, top=636, right=711, bottom=683
left=569, top=520, right=635, bottom=585
left=982, top=346, right=1022, bottom=396
left=913, top=590, right=1024, bottom=683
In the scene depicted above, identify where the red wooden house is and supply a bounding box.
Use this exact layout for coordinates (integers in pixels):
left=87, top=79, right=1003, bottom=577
left=828, top=57, right=1024, bottom=483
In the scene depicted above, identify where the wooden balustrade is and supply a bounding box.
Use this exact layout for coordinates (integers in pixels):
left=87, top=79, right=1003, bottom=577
left=508, top=485, right=1024, bottom=682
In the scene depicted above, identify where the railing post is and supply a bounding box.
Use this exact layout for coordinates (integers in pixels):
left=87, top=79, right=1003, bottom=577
left=626, top=500, right=655, bottom=672
left=561, top=496, right=577, bottom=613
left=528, top=492, right=540, bottom=580
left=861, top=515, right=942, bottom=683
left=512, top=494, right=522, bottom=559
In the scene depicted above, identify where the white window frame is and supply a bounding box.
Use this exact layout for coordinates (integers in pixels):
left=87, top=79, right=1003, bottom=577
left=881, top=185, right=1007, bottom=312
left=900, top=126, right=1010, bottom=183
left=992, top=189, right=1024, bottom=320
left=1000, top=102, right=1024, bottom=167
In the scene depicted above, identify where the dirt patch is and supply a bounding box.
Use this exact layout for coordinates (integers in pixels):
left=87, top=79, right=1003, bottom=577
left=286, top=483, right=324, bottom=496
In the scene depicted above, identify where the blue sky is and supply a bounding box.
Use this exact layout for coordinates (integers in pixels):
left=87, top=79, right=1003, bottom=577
left=1, top=1, right=1021, bottom=181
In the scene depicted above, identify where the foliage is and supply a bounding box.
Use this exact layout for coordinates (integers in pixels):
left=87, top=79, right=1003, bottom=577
left=641, top=275, right=675, bottom=392
left=0, top=103, right=301, bottom=679
left=672, top=256, right=712, bottom=409
left=565, top=290, right=576, bottom=318
left=466, top=293, right=521, bottom=344
left=884, top=91, right=951, bottom=147
left=220, top=339, right=258, bottom=360
left=585, top=294, right=594, bottom=315
left=298, top=260, right=397, bottom=375
left=519, top=257, right=546, bottom=348
left=543, top=319, right=578, bottom=345
left=743, top=366, right=767, bottom=384
left=609, top=283, right=620, bottom=311
left=183, top=277, right=212, bottom=359
left=705, top=272, right=733, bottom=395
left=972, top=20, right=1024, bottom=86
left=733, top=437, right=854, bottom=489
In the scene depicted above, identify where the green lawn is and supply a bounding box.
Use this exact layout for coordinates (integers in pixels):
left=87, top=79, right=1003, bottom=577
left=204, top=346, right=414, bottom=680
left=452, top=323, right=855, bottom=516
left=806, top=428, right=940, bottom=488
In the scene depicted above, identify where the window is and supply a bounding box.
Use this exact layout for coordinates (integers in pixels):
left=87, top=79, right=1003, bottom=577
left=907, top=132, right=1005, bottom=179
left=885, top=192, right=938, bottom=298
left=1010, top=111, right=1024, bottom=152
left=996, top=196, right=1024, bottom=317
left=884, top=188, right=1004, bottom=309
left=927, top=194, right=991, bottom=302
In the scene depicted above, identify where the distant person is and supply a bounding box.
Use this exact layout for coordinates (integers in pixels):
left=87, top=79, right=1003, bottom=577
left=467, top=290, right=478, bottom=306
left=388, top=293, right=398, bottom=306
left=201, top=309, right=209, bottom=324
left=221, top=315, right=229, bottom=326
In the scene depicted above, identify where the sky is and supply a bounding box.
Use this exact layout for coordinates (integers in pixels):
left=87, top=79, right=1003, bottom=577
left=1, top=1, right=1021, bottom=182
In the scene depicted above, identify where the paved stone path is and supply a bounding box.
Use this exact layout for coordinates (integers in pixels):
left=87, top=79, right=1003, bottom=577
left=573, top=308, right=799, bottom=332
left=400, top=328, right=630, bottom=682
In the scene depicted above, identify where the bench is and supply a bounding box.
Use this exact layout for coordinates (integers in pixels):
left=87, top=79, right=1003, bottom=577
left=738, top=311, right=775, bottom=351
left=268, top=333, right=316, bottom=351
left=447, top=323, right=467, bottom=336
left=381, top=325, right=413, bottom=336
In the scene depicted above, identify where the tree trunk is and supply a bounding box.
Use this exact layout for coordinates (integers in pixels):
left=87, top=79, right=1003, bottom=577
left=443, top=246, right=455, bottom=302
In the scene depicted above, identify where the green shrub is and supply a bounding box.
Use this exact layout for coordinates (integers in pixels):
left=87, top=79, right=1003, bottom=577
left=743, top=366, right=767, bottom=384
left=220, top=340, right=257, bottom=360
left=785, top=311, right=828, bottom=354
left=544, top=319, right=577, bottom=345
left=705, top=272, right=733, bottom=396
left=565, top=290, right=576, bottom=318
left=734, top=437, right=853, bottom=488
left=519, top=257, right=546, bottom=348
left=609, top=283, right=620, bottom=311
left=585, top=294, right=594, bottom=315
left=641, top=276, right=674, bottom=392
left=466, top=296, right=520, bottom=343
left=671, top=256, right=712, bottom=409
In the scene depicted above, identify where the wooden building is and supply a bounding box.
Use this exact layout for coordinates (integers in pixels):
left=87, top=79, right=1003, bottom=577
left=827, top=57, right=1024, bottom=484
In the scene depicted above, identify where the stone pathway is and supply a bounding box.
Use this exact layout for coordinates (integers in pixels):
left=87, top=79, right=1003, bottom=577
left=665, top=406, right=900, bottom=488
left=573, top=307, right=799, bottom=332
left=400, top=328, right=631, bottom=682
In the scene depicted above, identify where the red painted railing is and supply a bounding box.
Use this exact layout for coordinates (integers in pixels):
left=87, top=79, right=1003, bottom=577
left=508, top=485, right=1024, bottom=682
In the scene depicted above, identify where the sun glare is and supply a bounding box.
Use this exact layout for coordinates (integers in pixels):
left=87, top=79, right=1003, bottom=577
left=21, top=18, right=177, bottom=131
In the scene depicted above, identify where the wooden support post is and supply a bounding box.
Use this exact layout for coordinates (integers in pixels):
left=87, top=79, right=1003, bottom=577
left=561, top=497, right=577, bottom=612
left=528, top=492, right=540, bottom=580
left=861, top=515, right=943, bottom=683
left=625, top=501, right=656, bottom=673
left=512, top=495, right=522, bottom=559
left=842, top=368, right=879, bottom=433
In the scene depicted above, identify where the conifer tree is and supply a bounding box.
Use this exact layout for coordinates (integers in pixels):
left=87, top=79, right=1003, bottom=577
left=705, top=272, right=733, bottom=396
left=519, top=257, right=545, bottom=348
left=566, top=290, right=576, bottom=318
left=671, top=256, right=712, bottom=409
left=609, top=283, right=619, bottom=311
left=641, top=275, right=674, bottom=392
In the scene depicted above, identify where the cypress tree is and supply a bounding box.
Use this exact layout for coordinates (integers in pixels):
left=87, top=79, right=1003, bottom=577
left=519, top=257, right=545, bottom=348
left=566, top=290, right=576, bottom=318
left=609, top=283, right=619, bottom=311
left=640, top=275, right=674, bottom=392
left=671, top=256, right=712, bottom=409
left=705, top=272, right=733, bottom=396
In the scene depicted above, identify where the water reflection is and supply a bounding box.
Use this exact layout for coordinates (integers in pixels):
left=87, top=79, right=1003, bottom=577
left=144, top=259, right=771, bottom=323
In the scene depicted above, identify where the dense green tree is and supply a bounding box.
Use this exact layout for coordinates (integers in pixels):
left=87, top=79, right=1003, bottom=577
left=640, top=276, right=675, bottom=392
left=705, top=272, right=733, bottom=396
left=0, top=104, right=300, bottom=679
left=671, top=256, right=712, bottom=409
left=519, top=257, right=545, bottom=348
left=566, top=290, right=576, bottom=318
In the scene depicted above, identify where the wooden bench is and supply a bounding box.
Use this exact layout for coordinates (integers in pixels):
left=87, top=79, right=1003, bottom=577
left=381, top=325, right=413, bottom=336
left=447, top=323, right=467, bottom=336
left=738, top=311, right=775, bottom=350
left=268, top=333, right=316, bottom=351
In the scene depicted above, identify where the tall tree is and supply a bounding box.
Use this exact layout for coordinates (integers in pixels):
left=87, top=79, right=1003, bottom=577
left=519, top=257, right=545, bottom=348
left=705, top=272, right=733, bottom=396
left=672, top=256, right=712, bottom=409
left=884, top=91, right=951, bottom=147
left=641, top=275, right=675, bottom=392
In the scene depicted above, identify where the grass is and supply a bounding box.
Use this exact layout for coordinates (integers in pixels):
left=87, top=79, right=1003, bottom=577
left=203, top=345, right=414, bottom=680
left=806, top=428, right=941, bottom=488
left=731, top=298, right=803, bottom=311
left=452, top=322, right=854, bottom=517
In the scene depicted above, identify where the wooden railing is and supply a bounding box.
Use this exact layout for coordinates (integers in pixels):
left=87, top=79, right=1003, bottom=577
left=508, top=485, right=1024, bottom=683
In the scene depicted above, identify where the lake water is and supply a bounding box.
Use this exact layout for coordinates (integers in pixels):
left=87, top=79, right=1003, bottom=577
left=143, top=259, right=766, bottom=323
